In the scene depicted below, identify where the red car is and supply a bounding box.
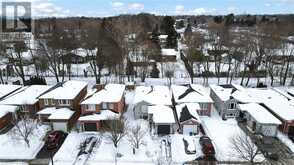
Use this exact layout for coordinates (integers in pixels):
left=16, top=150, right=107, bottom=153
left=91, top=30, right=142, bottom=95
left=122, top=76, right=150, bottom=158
left=45, top=131, right=67, bottom=150
left=199, top=136, right=215, bottom=156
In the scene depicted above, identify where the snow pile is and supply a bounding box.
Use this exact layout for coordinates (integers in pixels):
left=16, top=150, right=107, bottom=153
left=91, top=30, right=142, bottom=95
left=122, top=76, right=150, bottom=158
left=0, top=124, right=49, bottom=160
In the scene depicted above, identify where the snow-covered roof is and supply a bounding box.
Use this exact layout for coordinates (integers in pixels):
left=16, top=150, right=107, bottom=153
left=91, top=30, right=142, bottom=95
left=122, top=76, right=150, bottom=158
left=37, top=107, right=58, bottom=115
left=148, top=105, right=175, bottom=124
left=71, top=48, right=97, bottom=58
left=210, top=85, right=233, bottom=101
left=172, top=84, right=213, bottom=103
left=0, top=105, right=18, bottom=118
left=239, top=103, right=281, bottom=125
left=39, top=80, right=87, bottom=100
left=287, top=88, right=294, bottom=97
left=133, top=86, right=172, bottom=105
left=47, top=108, right=74, bottom=120
left=176, top=103, right=201, bottom=123
left=231, top=90, right=262, bottom=103
left=38, top=107, right=74, bottom=120
left=78, top=110, right=120, bottom=121
left=159, top=35, right=168, bottom=39
left=161, top=49, right=177, bottom=56
left=245, top=88, right=294, bottom=121
left=81, top=84, right=125, bottom=105
left=0, top=84, right=21, bottom=99
left=0, top=85, right=51, bottom=105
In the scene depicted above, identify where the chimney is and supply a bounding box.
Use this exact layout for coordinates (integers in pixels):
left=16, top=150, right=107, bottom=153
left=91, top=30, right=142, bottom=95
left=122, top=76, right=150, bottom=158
left=94, top=84, right=105, bottom=91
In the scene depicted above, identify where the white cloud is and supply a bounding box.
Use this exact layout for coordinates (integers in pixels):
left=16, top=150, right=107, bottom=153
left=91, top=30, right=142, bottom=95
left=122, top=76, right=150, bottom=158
left=265, top=3, right=272, bottom=7
left=175, top=5, right=185, bottom=14
left=227, top=6, right=237, bottom=13
left=278, top=0, right=294, bottom=3
left=111, top=2, right=124, bottom=8
left=128, top=3, right=144, bottom=10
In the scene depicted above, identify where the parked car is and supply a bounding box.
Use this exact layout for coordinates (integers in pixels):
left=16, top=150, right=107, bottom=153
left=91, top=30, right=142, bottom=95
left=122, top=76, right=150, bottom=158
left=199, top=136, right=215, bottom=156
left=45, top=131, right=68, bottom=150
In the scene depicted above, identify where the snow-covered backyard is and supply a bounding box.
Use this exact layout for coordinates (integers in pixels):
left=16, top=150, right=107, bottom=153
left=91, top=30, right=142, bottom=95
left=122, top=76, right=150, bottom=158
left=0, top=124, right=49, bottom=160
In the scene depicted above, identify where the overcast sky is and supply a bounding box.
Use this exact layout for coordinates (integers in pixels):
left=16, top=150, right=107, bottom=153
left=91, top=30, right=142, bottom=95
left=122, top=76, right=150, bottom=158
left=1, top=0, right=294, bottom=17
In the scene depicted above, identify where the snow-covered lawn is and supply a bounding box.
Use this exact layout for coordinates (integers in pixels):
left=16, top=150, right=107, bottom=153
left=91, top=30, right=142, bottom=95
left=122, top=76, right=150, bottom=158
left=88, top=128, right=160, bottom=164
left=201, top=109, right=264, bottom=162
left=0, top=124, right=49, bottom=160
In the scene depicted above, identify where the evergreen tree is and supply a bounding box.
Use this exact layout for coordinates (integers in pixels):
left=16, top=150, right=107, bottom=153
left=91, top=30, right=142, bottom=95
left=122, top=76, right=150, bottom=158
left=161, top=16, right=178, bottom=49
left=150, top=63, right=160, bottom=78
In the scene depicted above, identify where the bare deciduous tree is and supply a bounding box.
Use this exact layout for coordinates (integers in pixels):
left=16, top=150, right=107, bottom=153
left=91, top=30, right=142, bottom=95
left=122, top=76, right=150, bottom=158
left=127, top=122, right=147, bottom=154
left=230, top=133, right=262, bottom=164
left=105, top=119, right=126, bottom=148
left=9, top=115, right=39, bottom=148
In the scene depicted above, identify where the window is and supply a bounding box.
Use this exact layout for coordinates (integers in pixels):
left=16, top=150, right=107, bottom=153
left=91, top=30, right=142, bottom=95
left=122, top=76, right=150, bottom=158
left=108, top=103, right=114, bottom=110
left=59, top=100, right=70, bottom=105
left=229, top=102, right=236, bottom=109
left=87, top=105, right=96, bottom=111
left=200, top=103, right=208, bottom=110
left=101, top=103, right=114, bottom=110
left=102, top=103, right=107, bottom=109
left=44, top=99, right=49, bottom=105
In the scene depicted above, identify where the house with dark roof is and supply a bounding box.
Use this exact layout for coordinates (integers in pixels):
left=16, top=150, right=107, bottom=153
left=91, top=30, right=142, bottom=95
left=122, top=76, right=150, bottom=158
left=176, top=103, right=202, bottom=135
left=171, top=84, right=213, bottom=116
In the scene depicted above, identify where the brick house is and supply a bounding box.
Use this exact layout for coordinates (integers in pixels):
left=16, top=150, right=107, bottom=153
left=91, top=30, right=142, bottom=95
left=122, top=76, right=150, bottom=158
left=79, top=84, right=125, bottom=131
left=172, top=84, right=213, bottom=116
left=38, top=81, right=88, bottom=111
left=0, top=85, right=52, bottom=116
left=37, top=80, right=88, bottom=131
left=0, top=105, right=18, bottom=131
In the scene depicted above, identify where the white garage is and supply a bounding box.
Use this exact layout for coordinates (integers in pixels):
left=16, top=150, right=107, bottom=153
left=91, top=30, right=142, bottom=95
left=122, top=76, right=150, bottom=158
left=239, top=103, right=282, bottom=137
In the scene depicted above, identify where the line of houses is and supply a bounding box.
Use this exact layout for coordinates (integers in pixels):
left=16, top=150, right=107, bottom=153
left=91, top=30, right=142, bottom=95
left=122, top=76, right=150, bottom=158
left=0, top=80, right=294, bottom=140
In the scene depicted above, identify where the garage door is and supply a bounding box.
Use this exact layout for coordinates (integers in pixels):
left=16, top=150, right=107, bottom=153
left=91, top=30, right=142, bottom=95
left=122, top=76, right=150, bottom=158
left=261, top=125, right=276, bottom=137
left=157, top=125, right=170, bottom=135
left=84, top=123, right=98, bottom=131
left=288, top=126, right=294, bottom=137
left=53, top=122, right=67, bottom=132
left=183, top=125, right=197, bottom=135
